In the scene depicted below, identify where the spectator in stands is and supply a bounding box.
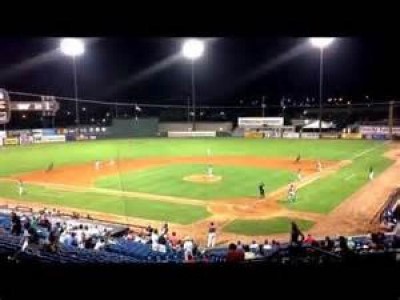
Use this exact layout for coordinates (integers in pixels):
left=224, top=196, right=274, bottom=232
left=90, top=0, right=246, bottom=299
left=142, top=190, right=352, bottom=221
left=183, top=236, right=194, bottom=261
left=263, top=239, right=272, bottom=254
left=249, top=240, right=259, bottom=254
left=151, top=229, right=159, bottom=245
left=169, top=232, right=179, bottom=249
left=160, top=223, right=169, bottom=237
left=347, top=237, right=356, bottom=250
left=226, top=243, right=245, bottom=262
left=236, top=240, right=243, bottom=251
left=323, top=236, right=334, bottom=252
left=185, top=254, right=195, bottom=263
left=11, top=212, right=22, bottom=236
left=70, top=232, right=78, bottom=247
left=304, top=234, right=316, bottom=245
left=9, top=223, right=41, bottom=262
left=338, top=236, right=351, bottom=254
left=290, top=222, right=304, bottom=246
left=126, top=230, right=135, bottom=241
left=271, top=240, right=280, bottom=252
left=94, top=238, right=105, bottom=251
left=47, top=228, right=60, bottom=253
left=78, top=232, right=86, bottom=249
left=146, top=225, right=153, bottom=237
left=243, top=244, right=256, bottom=260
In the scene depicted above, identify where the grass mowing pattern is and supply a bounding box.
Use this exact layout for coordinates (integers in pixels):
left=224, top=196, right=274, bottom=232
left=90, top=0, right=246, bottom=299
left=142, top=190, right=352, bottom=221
left=0, top=182, right=209, bottom=224
left=283, top=145, right=393, bottom=213
left=223, top=217, right=314, bottom=236
left=96, top=164, right=296, bottom=200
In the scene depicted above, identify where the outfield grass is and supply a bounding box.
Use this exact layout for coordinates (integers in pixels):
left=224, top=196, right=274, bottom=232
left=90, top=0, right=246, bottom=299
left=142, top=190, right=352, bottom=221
left=223, top=217, right=315, bottom=236
left=96, top=164, right=296, bottom=200
left=0, top=182, right=210, bottom=224
left=0, top=139, right=383, bottom=176
left=283, top=145, right=393, bottom=213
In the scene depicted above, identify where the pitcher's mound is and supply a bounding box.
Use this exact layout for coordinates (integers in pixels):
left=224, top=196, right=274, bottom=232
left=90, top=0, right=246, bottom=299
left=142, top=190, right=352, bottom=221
left=183, top=174, right=222, bottom=184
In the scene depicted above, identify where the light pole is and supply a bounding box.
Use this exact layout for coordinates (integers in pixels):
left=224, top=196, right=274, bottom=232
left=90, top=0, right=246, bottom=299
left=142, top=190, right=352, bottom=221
left=60, top=38, right=85, bottom=129
left=182, top=39, right=205, bottom=131
left=310, top=38, right=335, bottom=137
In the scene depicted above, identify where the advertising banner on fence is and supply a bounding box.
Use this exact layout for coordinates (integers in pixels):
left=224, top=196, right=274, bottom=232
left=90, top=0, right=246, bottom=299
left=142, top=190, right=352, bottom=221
left=341, top=133, right=363, bottom=140
left=39, top=135, right=66, bottom=143
left=4, top=138, right=19, bottom=145
left=360, top=126, right=400, bottom=135
left=244, top=131, right=264, bottom=139
left=365, top=133, right=387, bottom=140
left=301, top=133, right=319, bottom=139
left=282, top=132, right=300, bottom=139
left=321, top=133, right=340, bottom=139
left=238, top=117, right=284, bottom=128
left=19, top=134, right=34, bottom=145
left=167, top=131, right=216, bottom=138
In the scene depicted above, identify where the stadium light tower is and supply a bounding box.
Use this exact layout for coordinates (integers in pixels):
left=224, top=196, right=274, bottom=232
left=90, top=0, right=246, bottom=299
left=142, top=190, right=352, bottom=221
left=60, top=38, right=85, bottom=127
left=182, top=39, right=205, bottom=131
left=310, top=37, right=335, bottom=137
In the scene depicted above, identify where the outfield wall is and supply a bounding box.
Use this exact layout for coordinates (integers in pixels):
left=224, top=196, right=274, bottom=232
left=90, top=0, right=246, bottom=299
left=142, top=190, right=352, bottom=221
left=159, top=122, right=233, bottom=133
left=107, top=118, right=159, bottom=138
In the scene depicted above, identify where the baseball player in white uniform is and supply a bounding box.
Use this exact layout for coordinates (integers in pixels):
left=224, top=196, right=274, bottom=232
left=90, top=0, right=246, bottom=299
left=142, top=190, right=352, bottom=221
left=207, top=165, right=213, bottom=177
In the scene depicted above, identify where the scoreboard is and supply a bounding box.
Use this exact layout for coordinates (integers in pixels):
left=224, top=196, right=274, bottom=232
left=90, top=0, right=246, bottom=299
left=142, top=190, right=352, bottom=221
left=0, top=89, right=59, bottom=124
left=0, top=89, right=11, bottom=124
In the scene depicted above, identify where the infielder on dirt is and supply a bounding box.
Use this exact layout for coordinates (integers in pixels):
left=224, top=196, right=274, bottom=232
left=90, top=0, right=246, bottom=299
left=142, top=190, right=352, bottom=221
left=287, top=183, right=297, bottom=203
left=95, top=160, right=101, bottom=171
left=295, top=154, right=301, bottom=164
left=316, top=160, right=322, bottom=172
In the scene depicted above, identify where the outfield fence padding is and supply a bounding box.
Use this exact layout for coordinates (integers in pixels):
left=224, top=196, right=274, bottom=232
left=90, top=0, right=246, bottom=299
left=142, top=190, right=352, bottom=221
left=167, top=131, right=217, bottom=138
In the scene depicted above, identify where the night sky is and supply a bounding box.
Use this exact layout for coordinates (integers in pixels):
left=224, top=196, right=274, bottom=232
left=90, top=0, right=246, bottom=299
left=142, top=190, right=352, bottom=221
left=0, top=37, right=399, bottom=106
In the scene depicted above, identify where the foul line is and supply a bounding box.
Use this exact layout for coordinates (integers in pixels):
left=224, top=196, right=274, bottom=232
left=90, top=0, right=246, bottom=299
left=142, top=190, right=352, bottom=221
left=351, top=141, right=389, bottom=160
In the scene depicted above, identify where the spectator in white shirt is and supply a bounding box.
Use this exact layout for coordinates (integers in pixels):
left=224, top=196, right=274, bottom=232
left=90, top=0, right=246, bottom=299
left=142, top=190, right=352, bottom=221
left=183, top=237, right=194, bottom=261
left=263, top=239, right=272, bottom=253
left=249, top=240, right=259, bottom=253
left=151, top=229, right=159, bottom=244
left=94, top=238, right=105, bottom=251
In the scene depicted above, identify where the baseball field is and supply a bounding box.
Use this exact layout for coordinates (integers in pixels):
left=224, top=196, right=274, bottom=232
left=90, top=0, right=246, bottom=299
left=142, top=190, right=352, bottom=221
left=0, top=138, right=396, bottom=243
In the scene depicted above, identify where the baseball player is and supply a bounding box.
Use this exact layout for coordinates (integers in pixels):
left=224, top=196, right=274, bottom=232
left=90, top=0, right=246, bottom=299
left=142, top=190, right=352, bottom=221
left=18, top=179, right=24, bottom=197
left=95, top=160, right=101, bottom=171
left=297, top=169, right=302, bottom=181
left=207, top=164, right=213, bottom=177
left=295, top=154, right=301, bottom=164
left=207, top=222, right=217, bottom=248
left=316, top=160, right=322, bottom=172
left=109, top=159, right=115, bottom=167
left=287, top=184, right=297, bottom=203
left=368, top=166, right=374, bottom=181
left=46, top=162, right=54, bottom=173
left=258, top=182, right=265, bottom=198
